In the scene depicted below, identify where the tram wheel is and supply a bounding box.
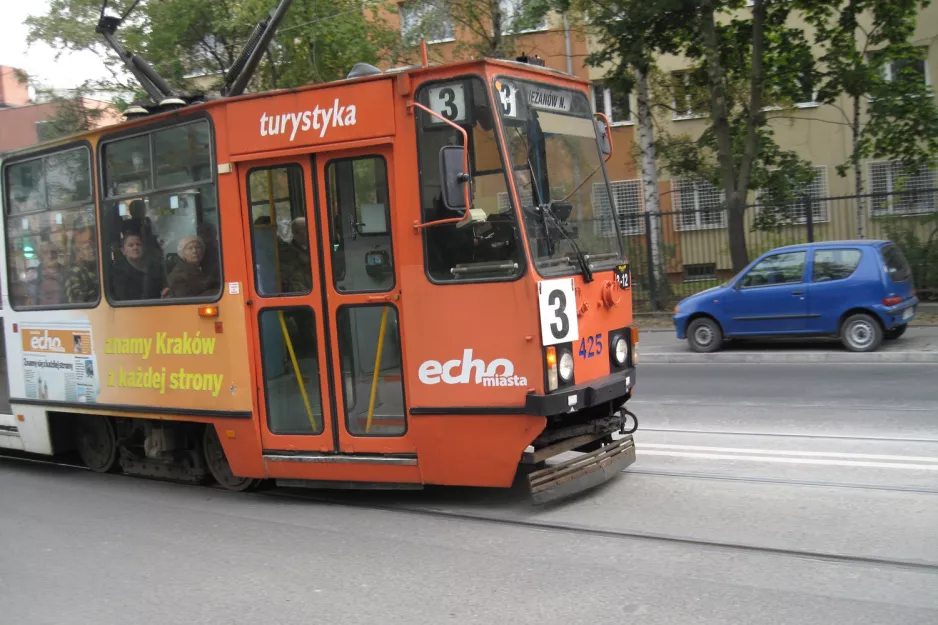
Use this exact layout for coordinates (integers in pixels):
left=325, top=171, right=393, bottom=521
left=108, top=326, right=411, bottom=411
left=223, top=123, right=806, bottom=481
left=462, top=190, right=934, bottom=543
left=76, top=415, right=119, bottom=473
left=203, top=425, right=263, bottom=492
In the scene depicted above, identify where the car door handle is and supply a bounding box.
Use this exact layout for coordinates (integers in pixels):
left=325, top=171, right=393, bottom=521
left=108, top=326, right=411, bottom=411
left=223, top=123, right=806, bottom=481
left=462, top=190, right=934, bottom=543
left=791, top=290, right=804, bottom=295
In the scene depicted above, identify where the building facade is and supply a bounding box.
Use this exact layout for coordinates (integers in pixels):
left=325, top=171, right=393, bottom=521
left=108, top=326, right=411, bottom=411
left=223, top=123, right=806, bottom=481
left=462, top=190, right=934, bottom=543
left=0, top=67, right=122, bottom=154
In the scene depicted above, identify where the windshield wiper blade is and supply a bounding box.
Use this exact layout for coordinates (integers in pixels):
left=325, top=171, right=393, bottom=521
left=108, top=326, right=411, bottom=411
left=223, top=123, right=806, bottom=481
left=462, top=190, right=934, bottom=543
left=540, top=203, right=594, bottom=283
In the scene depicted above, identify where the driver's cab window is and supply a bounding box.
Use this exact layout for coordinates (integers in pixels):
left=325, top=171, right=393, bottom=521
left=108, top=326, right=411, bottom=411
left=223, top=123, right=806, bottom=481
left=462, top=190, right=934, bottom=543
left=741, top=251, right=806, bottom=288
left=414, top=76, right=523, bottom=282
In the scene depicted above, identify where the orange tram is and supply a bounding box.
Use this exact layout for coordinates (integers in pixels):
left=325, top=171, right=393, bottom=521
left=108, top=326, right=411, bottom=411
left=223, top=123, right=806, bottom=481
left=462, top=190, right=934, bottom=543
left=0, top=17, right=638, bottom=504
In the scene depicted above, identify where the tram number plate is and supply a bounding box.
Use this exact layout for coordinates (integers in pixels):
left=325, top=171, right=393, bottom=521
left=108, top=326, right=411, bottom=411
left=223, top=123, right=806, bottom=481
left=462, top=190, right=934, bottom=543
left=614, top=263, right=631, bottom=289
left=537, top=278, right=579, bottom=346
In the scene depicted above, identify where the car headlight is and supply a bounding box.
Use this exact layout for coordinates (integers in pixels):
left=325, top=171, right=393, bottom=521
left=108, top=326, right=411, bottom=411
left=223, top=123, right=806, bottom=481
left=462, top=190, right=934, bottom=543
left=558, top=351, right=574, bottom=382
left=613, top=336, right=629, bottom=365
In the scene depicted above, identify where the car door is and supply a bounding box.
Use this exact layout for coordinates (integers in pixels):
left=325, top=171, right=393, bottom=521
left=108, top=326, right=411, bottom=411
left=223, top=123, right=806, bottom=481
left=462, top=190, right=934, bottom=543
left=805, top=247, right=865, bottom=333
left=721, top=249, right=810, bottom=336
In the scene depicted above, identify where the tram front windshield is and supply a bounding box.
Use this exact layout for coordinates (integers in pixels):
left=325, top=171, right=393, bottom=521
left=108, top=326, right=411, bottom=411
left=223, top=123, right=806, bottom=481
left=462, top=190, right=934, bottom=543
left=494, top=77, right=625, bottom=276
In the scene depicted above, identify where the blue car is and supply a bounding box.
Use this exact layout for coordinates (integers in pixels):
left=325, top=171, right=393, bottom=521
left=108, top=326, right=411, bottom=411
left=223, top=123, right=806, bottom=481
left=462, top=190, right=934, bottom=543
left=673, top=240, right=918, bottom=353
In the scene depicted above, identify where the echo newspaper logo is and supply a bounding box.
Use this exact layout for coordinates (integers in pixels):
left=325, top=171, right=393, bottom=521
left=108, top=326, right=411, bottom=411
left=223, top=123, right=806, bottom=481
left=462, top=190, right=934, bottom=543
left=418, top=350, right=527, bottom=388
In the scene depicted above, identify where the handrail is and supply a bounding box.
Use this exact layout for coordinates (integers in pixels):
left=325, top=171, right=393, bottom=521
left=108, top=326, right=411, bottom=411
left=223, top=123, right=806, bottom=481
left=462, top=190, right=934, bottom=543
left=593, top=111, right=614, bottom=163
left=407, top=101, right=472, bottom=231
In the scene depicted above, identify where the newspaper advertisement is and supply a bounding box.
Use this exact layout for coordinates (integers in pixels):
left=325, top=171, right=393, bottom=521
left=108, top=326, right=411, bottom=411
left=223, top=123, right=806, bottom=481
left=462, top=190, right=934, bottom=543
left=21, top=326, right=99, bottom=403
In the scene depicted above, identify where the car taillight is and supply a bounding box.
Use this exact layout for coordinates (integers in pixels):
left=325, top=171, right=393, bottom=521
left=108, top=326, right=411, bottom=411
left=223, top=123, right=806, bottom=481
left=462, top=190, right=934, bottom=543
left=882, top=296, right=903, bottom=306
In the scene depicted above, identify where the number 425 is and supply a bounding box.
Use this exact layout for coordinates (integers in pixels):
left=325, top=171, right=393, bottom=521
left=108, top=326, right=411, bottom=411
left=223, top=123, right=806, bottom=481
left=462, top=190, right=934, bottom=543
left=579, top=334, right=603, bottom=359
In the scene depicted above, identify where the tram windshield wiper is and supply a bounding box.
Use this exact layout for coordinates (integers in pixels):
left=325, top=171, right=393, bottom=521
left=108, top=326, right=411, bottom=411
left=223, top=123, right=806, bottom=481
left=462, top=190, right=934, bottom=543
left=540, top=202, right=594, bottom=283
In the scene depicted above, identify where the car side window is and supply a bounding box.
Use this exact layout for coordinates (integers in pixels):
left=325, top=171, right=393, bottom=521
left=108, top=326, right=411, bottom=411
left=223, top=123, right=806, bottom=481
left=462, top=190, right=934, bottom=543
left=740, top=251, right=806, bottom=288
left=813, top=249, right=862, bottom=282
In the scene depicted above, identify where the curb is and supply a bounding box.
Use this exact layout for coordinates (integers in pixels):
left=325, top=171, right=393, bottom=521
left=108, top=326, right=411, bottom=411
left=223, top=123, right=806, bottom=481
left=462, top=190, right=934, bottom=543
left=642, top=351, right=938, bottom=364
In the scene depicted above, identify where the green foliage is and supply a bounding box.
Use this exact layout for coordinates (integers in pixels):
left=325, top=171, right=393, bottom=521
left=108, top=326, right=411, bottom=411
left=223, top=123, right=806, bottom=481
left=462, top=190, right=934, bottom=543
left=879, top=213, right=938, bottom=299
left=798, top=0, right=938, bottom=187
left=35, top=87, right=110, bottom=142
left=26, top=0, right=402, bottom=99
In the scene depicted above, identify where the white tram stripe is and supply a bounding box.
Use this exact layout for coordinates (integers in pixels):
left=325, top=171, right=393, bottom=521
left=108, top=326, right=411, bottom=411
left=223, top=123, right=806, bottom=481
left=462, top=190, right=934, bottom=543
left=639, top=443, right=938, bottom=463
left=638, top=450, right=938, bottom=471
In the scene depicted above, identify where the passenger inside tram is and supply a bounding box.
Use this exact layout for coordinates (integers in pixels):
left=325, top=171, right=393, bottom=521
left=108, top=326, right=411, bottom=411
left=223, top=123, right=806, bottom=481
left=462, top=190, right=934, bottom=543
left=166, top=235, right=220, bottom=298
left=65, top=225, right=100, bottom=304
left=109, top=227, right=168, bottom=301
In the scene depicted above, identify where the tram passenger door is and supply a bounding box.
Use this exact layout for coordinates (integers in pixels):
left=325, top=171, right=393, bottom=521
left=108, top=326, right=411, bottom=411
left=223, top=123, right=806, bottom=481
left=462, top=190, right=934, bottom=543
left=240, top=157, right=337, bottom=453
left=312, top=146, right=413, bottom=455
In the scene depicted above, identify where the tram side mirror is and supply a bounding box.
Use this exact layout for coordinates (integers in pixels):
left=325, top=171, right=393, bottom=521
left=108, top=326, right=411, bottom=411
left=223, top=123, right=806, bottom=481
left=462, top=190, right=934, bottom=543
left=440, top=145, right=470, bottom=211
left=594, top=119, right=612, bottom=157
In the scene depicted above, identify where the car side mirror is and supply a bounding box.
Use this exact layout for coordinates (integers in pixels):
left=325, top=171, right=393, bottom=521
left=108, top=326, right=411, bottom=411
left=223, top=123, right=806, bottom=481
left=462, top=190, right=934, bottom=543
left=594, top=119, right=611, bottom=156
left=439, top=145, right=470, bottom=211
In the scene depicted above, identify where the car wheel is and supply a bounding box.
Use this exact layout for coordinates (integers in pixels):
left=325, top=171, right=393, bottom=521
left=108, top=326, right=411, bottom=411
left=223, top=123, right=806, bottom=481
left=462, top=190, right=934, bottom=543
left=840, top=313, right=883, bottom=352
left=687, top=317, right=723, bottom=353
left=885, top=324, right=907, bottom=340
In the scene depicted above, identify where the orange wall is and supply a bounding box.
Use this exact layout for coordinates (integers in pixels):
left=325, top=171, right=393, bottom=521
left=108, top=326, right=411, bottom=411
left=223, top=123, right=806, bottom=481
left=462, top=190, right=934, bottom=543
left=0, top=99, right=122, bottom=153
left=0, top=66, right=30, bottom=107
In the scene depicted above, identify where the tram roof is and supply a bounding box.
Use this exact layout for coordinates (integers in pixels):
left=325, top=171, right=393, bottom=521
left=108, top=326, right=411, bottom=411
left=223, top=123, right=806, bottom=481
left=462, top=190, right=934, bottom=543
left=1, top=57, right=591, bottom=162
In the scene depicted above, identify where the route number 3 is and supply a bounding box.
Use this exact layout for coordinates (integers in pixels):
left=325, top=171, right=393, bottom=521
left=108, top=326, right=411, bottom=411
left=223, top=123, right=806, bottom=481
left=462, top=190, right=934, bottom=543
left=428, top=83, right=467, bottom=124
left=537, top=278, right=579, bottom=346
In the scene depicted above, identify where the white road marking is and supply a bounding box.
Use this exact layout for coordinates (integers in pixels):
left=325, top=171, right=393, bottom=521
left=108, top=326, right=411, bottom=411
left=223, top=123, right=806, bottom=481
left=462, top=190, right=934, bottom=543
left=638, top=450, right=938, bottom=471
left=639, top=443, right=938, bottom=463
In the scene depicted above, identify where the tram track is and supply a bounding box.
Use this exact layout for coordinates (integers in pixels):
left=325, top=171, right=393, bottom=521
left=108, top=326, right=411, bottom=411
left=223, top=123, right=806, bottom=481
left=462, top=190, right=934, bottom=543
left=268, top=488, right=938, bottom=573
left=5, top=450, right=938, bottom=574
left=624, top=467, right=938, bottom=495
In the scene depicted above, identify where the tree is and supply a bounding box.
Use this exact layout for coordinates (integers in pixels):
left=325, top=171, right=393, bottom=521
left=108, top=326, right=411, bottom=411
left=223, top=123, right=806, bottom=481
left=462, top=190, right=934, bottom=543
left=26, top=0, right=402, bottom=99
left=558, top=0, right=821, bottom=272
left=35, top=84, right=112, bottom=142
left=394, top=0, right=551, bottom=60
left=798, top=0, right=938, bottom=238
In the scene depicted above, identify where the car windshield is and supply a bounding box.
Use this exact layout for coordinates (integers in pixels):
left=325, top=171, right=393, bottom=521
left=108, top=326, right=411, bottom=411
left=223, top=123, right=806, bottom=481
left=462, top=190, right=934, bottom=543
left=494, top=77, right=625, bottom=276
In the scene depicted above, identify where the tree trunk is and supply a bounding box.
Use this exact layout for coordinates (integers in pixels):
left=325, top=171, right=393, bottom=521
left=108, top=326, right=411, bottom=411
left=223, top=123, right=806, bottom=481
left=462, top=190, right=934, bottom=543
left=491, top=1, right=504, bottom=58
left=635, top=65, right=663, bottom=284
left=727, top=191, right=749, bottom=272
left=852, top=94, right=865, bottom=238
left=699, top=0, right=750, bottom=272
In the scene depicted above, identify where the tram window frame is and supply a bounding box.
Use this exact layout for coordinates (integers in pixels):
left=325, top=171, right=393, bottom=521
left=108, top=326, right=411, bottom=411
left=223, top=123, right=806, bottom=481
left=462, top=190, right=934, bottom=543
left=98, top=115, right=223, bottom=307
left=325, top=154, right=396, bottom=294
left=246, top=163, right=312, bottom=297
left=413, top=74, right=527, bottom=285
left=2, top=141, right=102, bottom=311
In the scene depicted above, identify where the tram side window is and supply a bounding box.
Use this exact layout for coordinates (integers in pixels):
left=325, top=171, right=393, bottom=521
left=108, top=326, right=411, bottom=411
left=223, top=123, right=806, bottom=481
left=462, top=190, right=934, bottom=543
left=415, top=77, right=523, bottom=282
left=101, top=119, right=221, bottom=303
left=259, top=307, right=324, bottom=434
left=326, top=156, right=394, bottom=293
left=4, top=146, right=100, bottom=309
left=247, top=165, right=312, bottom=296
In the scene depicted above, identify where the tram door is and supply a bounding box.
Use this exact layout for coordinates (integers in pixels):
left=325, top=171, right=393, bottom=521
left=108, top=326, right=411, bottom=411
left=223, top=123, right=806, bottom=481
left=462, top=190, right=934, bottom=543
left=241, top=147, right=412, bottom=455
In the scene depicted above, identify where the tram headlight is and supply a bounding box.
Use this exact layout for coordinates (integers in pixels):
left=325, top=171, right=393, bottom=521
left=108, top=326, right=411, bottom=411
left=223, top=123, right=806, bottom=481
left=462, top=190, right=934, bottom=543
left=558, top=351, right=574, bottom=382
left=613, top=336, right=629, bottom=366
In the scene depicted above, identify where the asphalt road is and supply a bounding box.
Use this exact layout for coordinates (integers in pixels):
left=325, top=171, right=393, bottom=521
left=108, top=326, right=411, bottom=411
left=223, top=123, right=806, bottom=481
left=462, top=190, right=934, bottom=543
left=2, top=363, right=937, bottom=625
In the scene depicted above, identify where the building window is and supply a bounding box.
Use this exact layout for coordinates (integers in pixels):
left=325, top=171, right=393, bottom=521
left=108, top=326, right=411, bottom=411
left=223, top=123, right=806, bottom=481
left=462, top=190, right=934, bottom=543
left=684, top=263, right=717, bottom=283
left=3, top=145, right=99, bottom=309
left=592, top=180, right=644, bottom=236
left=591, top=83, right=631, bottom=125
left=672, top=177, right=726, bottom=231
left=671, top=70, right=709, bottom=119
left=399, top=1, right=454, bottom=44
left=883, top=56, right=929, bottom=86
left=869, top=160, right=937, bottom=216
left=754, top=166, right=829, bottom=225
left=100, top=118, right=221, bottom=304
left=499, top=0, right=548, bottom=34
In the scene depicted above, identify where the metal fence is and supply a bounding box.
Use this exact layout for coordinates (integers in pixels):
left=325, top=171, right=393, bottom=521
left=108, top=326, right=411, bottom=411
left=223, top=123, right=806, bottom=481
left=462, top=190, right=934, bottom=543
left=621, top=188, right=938, bottom=311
